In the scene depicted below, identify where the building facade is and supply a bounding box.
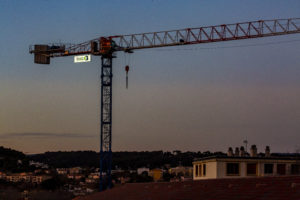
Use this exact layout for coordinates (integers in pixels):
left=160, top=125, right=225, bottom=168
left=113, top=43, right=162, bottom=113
left=137, top=167, right=150, bottom=175
left=193, top=146, right=300, bottom=180
left=5, top=173, right=50, bottom=183
left=168, top=166, right=193, bottom=177
left=149, top=169, right=163, bottom=181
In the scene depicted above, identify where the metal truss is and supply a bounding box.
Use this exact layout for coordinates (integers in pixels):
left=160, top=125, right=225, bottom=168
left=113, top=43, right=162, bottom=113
left=99, top=56, right=113, bottom=191
left=112, top=18, right=300, bottom=50
left=30, top=18, right=300, bottom=57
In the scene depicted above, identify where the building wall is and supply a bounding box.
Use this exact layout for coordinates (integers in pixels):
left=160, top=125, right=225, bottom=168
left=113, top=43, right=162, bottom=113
left=193, top=161, right=217, bottom=180
left=149, top=169, right=163, bottom=182
left=193, top=158, right=300, bottom=180
left=5, top=174, right=50, bottom=183
left=137, top=168, right=149, bottom=175
left=217, top=161, right=247, bottom=178
left=169, top=166, right=193, bottom=177
left=259, top=161, right=294, bottom=177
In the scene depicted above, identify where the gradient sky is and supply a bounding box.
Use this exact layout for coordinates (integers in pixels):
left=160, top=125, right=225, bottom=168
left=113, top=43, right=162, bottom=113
left=0, top=0, right=300, bottom=154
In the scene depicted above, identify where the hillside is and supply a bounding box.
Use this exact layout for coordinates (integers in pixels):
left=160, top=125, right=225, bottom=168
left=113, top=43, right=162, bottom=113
left=0, top=146, right=30, bottom=172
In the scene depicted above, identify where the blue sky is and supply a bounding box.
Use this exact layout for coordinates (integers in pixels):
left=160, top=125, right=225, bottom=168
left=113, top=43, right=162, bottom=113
left=0, top=0, right=300, bottom=153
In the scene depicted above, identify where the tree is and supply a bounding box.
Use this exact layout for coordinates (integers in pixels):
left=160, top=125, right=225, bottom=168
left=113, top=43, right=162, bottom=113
left=41, top=176, right=66, bottom=191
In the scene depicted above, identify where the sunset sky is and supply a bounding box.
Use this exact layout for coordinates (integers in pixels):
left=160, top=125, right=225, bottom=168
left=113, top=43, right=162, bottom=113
left=0, top=0, right=300, bottom=154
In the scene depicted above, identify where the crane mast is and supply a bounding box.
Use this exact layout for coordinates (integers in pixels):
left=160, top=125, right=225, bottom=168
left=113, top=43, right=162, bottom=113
left=29, top=18, right=300, bottom=191
left=99, top=55, right=113, bottom=190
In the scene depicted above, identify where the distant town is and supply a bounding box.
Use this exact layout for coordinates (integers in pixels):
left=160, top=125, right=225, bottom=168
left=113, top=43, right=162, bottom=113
left=1, top=145, right=300, bottom=199
left=0, top=146, right=209, bottom=199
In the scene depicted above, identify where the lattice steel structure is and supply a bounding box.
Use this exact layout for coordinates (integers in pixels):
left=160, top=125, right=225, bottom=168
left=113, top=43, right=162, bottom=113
left=111, top=18, right=300, bottom=50
left=99, top=56, right=113, bottom=190
left=30, top=18, right=300, bottom=58
left=29, top=17, right=300, bottom=191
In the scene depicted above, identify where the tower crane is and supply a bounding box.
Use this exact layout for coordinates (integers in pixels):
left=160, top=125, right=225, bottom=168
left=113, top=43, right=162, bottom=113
left=29, top=18, right=300, bottom=190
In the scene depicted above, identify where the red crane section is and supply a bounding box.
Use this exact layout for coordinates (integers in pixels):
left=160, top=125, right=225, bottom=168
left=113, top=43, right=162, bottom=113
left=30, top=18, right=300, bottom=63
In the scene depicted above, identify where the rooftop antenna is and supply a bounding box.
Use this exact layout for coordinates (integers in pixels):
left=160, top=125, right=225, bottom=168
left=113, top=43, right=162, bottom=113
left=243, top=139, right=248, bottom=153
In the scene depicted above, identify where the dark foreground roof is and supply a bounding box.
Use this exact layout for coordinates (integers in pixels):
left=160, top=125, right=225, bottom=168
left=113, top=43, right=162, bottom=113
left=76, top=176, right=300, bottom=200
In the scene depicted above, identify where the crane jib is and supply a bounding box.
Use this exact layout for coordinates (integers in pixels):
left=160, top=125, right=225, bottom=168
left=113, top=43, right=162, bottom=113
left=29, top=18, right=300, bottom=64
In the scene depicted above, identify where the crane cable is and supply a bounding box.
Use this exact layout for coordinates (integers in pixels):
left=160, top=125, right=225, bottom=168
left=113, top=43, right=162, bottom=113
left=123, top=53, right=132, bottom=89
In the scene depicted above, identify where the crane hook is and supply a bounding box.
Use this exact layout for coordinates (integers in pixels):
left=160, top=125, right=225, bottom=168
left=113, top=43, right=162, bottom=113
left=125, top=65, right=129, bottom=89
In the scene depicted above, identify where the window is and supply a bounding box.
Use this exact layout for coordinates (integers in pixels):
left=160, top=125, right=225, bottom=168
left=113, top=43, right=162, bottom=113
left=199, top=164, right=202, bottom=176
left=195, top=164, right=206, bottom=177
left=226, top=163, right=239, bottom=175
left=247, top=163, right=257, bottom=176
left=291, top=164, right=300, bottom=175
left=264, top=164, right=273, bottom=174
left=277, top=164, right=286, bottom=175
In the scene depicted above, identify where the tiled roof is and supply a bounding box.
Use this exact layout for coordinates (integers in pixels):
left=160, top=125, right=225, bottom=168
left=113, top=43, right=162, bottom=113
left=76, top=176, right=300, bottom=200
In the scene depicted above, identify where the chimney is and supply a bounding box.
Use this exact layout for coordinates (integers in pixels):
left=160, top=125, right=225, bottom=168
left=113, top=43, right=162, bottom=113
left=265, top=146, right=271, bottom=157
left=250, top=145, right=257, bottom=157
left=240, top=146, right=246, bottom=157
left=227, top=147, right=233, bottom=157
left=235, top=147, right=240, bottom=157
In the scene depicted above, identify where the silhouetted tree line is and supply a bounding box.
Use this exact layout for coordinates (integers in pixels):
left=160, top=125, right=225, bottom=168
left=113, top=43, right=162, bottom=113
left=29, top=150, right=226, bottom=169
left=0, top=146, right=227, bottom=170
left=0, top=146, right=31, bottom=172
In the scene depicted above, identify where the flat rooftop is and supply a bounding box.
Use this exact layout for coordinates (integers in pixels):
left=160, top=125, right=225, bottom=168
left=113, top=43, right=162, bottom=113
left=194, top=154, right=300, bottom=162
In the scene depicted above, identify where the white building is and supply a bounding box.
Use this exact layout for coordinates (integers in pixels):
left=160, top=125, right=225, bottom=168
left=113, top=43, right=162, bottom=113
left=69, top=167, right=82, bottom=174
left=56, top=168, right=68, bottom=175
left=193, top=146, right=300, bottom=180
left=168, top=166, right=193, bottom=177
left=5, top=173, right=50, bottom=183
left=137, top=167, right=149, bottom=175
left=29, top=161, right=49, bottom=169
left=88, top=172, right=100, bottom=179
